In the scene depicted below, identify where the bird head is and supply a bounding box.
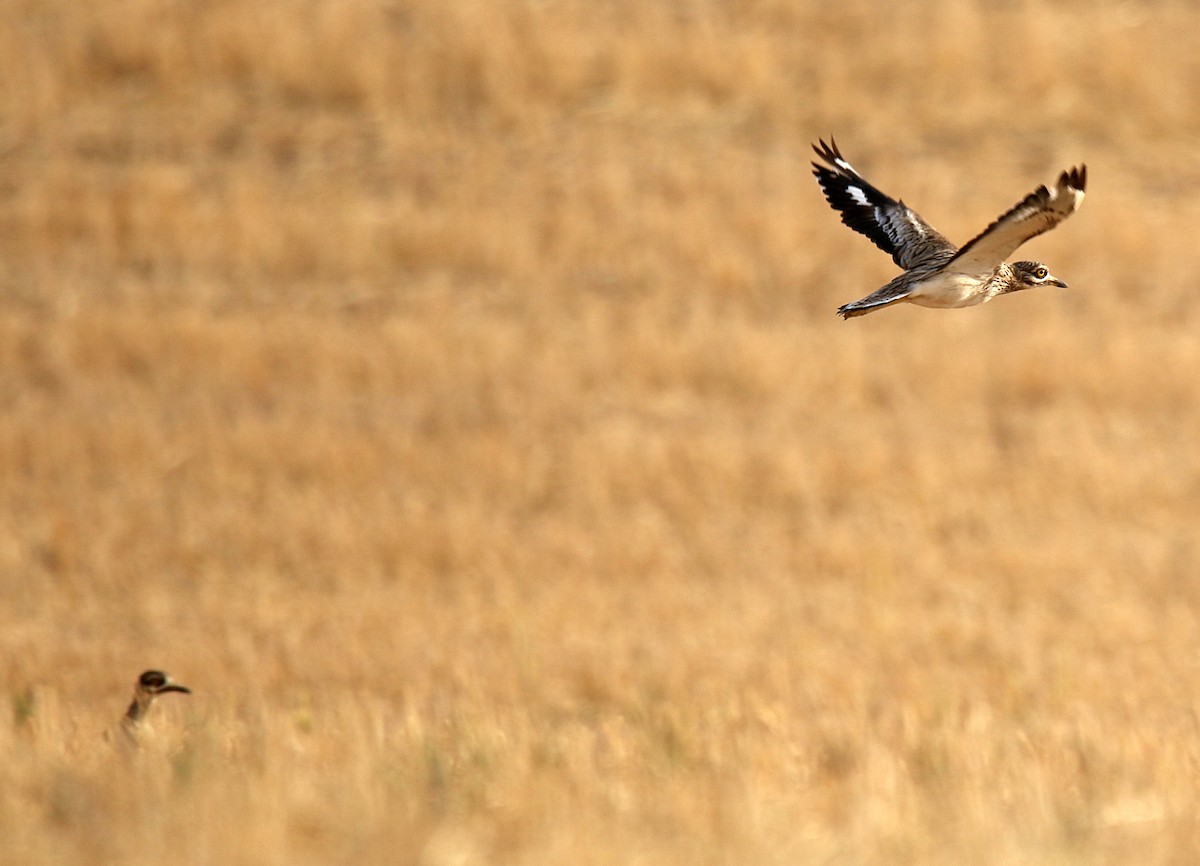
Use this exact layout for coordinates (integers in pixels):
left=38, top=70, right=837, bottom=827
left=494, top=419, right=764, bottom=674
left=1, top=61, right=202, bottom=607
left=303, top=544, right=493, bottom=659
left=137, top=670, right=192, bottom=697
left=124, top=669, right=192, bottom=730
left=1013, top=260, right=1068, bottom=289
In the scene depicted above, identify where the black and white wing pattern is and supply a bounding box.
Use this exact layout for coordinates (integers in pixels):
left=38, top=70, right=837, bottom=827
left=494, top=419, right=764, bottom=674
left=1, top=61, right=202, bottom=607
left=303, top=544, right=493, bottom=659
left=811, top=138, right=956, bottom=270
left=945, top=166, right=1087, bottom=275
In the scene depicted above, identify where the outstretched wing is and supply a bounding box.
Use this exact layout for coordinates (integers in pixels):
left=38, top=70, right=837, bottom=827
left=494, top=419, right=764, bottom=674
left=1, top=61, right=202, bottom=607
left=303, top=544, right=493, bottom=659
left=811, top=138, right=956, bottom=270
left=945, top=166, right=1087, bottom=275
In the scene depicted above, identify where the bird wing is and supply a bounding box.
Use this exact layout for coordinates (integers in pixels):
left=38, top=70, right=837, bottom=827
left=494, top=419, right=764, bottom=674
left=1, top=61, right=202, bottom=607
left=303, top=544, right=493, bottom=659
left=944, top=166, right=1087, bottom=275
left=811, top=138, right=956, bottom=270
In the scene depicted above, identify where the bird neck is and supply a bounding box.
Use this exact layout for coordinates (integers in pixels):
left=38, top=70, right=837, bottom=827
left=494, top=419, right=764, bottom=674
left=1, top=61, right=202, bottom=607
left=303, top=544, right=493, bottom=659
left=124, top=694, right=150, bottom=725
left=988, top=262, right=1023, bottom=296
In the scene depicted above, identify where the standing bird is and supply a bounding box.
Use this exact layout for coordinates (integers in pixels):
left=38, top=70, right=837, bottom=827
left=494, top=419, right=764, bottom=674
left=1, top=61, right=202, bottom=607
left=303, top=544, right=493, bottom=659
left=811, top=139, right=1086, bottom=319
left=121, top=670, right=191, bottom=738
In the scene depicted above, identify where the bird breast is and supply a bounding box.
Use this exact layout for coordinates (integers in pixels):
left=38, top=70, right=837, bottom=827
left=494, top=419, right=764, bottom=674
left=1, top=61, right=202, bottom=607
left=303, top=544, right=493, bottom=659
left=906, top=271, right=992, bottom=309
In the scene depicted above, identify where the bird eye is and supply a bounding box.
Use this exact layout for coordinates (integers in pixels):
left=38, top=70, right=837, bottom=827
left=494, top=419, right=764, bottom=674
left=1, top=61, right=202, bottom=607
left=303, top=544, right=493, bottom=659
left=1035, top=267, right=1048, bottom=279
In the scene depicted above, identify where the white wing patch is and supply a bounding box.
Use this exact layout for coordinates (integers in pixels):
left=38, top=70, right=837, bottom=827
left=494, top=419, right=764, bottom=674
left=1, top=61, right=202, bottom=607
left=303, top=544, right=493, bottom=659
left=847, top=186, right=870, bottom=206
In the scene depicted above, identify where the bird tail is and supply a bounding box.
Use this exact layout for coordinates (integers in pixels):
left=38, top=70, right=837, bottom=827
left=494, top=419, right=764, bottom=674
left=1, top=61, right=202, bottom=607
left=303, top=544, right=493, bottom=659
left=836, top=284, right=910, bottom=319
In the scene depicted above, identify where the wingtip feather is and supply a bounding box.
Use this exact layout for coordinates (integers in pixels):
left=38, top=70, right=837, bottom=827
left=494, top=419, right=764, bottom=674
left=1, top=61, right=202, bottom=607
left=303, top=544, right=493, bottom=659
left=1059, top=164, right=1087, bottom=193
left=812, top=137, right=840, bottom=166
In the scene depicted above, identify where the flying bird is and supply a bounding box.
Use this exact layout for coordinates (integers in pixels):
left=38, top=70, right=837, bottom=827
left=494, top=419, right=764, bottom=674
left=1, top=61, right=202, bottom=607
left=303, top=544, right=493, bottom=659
left=811, top=138, right=1086, bottom=319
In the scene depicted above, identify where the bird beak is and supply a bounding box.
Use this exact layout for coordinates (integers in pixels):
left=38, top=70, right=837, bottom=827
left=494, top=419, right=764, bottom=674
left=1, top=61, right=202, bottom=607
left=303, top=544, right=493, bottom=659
left=156, top=683, right=191, bottom=695
left=1049, top=278, right=1068, bottom=289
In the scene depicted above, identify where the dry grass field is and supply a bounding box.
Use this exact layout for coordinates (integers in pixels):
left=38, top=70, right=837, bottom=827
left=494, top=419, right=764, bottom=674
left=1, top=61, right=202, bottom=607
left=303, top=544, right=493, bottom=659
left=4, top=0, right=1200, bottom=862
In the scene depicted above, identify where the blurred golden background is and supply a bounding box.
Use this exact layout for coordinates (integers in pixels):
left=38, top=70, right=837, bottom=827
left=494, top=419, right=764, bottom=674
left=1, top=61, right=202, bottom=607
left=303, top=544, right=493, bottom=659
left=3, top=0, right=1200, bottom=862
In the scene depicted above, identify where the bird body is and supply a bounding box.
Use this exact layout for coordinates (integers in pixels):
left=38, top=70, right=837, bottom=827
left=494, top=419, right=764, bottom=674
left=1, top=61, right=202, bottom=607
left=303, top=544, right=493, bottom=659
left=811, top=139, right=1086, bottom=319
left=911, top=271, right=991, bottom=308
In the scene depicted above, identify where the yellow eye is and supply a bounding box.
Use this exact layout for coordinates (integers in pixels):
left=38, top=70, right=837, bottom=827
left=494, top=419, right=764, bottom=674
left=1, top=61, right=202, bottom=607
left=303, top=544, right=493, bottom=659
left=1035, top=267, right=1048, bottom=279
